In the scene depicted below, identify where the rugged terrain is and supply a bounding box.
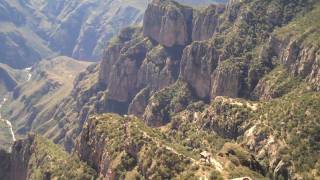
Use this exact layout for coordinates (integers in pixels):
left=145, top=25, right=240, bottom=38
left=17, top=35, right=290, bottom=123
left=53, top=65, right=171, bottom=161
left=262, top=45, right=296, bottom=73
left=0, top=63, right=30, bottom=96
left=0, top=0, right=226, bottom=69
left=0, top=134, right=95, bottom=180
left=0, top=56, right=91, bottom=142
left=0, top=0, right=146, bottom=68
left=1, top=0, right=319, bottom=179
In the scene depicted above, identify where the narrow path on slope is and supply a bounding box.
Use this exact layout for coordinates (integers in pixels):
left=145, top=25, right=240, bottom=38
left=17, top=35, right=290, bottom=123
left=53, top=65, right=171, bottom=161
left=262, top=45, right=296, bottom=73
left=133, top=123, right=224, bottom=172
left=141, top=129, right=196, bottom=162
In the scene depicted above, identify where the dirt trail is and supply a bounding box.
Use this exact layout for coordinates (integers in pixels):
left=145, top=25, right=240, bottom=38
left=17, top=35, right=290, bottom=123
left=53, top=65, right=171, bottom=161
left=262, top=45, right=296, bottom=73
left=138, top=126, right=225, bottom=172
left=140, top=129, right=196, bottom=162
left=215, top=96, right=258, bottom=111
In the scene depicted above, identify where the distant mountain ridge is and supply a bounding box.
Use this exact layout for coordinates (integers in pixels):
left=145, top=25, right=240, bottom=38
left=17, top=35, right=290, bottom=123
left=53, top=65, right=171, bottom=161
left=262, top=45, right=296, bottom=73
left=0, top=0, right=227, bottom=69
left=0, top=0, right=146, bottom=68
left=0, top=0, right=320, bottom=179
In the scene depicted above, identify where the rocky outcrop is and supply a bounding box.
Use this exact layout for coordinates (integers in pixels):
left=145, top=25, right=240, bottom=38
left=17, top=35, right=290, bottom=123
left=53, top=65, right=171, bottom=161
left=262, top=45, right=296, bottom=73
left=143, top=0, right=226, bottom=47
left=99, top=27, right=184, bottom=116
left=243, top=124, right=291, bottom=179
left=280, top=36, right=320, bottom=88
left=137, top=45, right=182, bottom=91
left=107, top=38, right=154, bottom=103
left=76, top=116, right=109, bottom=177
left=192, top=4, right=225, bottom=41
left=143, top=81, right=194, bottom=127
left=76, top=113, right=196, bottom=179
left=143, top=0, right=193, bottom=47
left=127, top=44, right=183, bottom=117
left=258, top=36, right=282, bottom=67
left=200, top=96, right=254, bottom=139
left=179, top=42, right=242, bottom=100
left=9, top=134, right=34, bottom=180
left=219, top=143, right=266, bottom=175
left=253, top=29, right=320, bottom=99
left=98, top=27, right=142, bottom=86
left=179, top=41, right=218, bottom=100
left=210, top=59, right=242, bottom=98
left=128, top=87, right=151, bottom=117
left=2, top=134, right=96, bottom=180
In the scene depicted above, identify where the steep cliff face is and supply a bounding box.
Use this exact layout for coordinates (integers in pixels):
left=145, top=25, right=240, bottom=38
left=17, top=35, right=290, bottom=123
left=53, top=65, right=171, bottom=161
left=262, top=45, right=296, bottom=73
left=128, top=87, right=151, bottom=117
left=0, top=0, right=228, bottom=69
left=143, top=0, right=227, bottom=47
left=2, top=1, right=320, bottom=179
left=192, top=4, right=225, bottom=41
left=143, top=0, right=193, bottom=47
left=179, top=43, right=246, bottom=100
left=107, top=37, right=154, bottom=103
left=179, top=41, right=217, bottom=100
left=278, top=35, right=320, bottom=90
left=98, top=0, right=228, bottom=117
left=98, top=9, right=191, bottom=115
left=76, top=114, right=197, bottom=179
left=1, top=0, right=231, bottom=152
left=2, top=134, right=96, bottom=180
left=98, top=27, right=142, bottom=87
left=134, top=0, right=320, bottom=178
left=20, top=0, right=319, bottom=154
left=253, top=4, right=320, bottom=99
left=142, top=81, right=195, bottom=126
left=210, top=59, right=243, bottom=98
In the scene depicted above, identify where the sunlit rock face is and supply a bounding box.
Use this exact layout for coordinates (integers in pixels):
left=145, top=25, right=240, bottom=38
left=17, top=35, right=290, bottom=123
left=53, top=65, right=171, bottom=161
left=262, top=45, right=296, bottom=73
left=0, top=0, right=228, bottom=69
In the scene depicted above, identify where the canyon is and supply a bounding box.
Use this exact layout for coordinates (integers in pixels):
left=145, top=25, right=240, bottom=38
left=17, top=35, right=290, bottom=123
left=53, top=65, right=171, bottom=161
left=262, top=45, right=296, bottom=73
left=0, top=0, right=319, bottom=179
left=0, top=0, right=226, bottom=69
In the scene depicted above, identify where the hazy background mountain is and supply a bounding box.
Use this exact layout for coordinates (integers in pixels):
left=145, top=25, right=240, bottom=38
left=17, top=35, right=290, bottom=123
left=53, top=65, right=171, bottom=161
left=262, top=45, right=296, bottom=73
left=0, top=0, right=227, bottom=69
left=0, top=0, right=147, bottom=68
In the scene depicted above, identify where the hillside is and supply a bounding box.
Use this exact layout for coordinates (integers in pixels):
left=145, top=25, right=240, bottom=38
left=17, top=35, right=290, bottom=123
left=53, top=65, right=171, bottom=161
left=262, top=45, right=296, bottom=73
left=0, top=63, right=30, bottom=96
left=75, top=113, right=263, bottom=179
left=0, top=0, right=227, bottom=69
left=0, top=56, right=91, bottom=143
left=0, top=134, right=96, bottom=180
left=0, top=0, right=146, bottom=68
left=0, top=0, right=319, bottom=179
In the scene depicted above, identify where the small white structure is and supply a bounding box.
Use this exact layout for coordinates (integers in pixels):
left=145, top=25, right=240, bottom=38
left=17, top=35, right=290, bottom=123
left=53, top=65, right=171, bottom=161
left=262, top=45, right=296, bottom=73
left=200, top=151, right=212, bottom=164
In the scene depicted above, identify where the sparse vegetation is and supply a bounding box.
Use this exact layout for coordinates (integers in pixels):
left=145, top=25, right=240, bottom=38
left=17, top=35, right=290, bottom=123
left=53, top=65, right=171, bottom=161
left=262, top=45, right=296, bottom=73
left=13, top=134, right=97, bottom=179
left=1, top=0, right=319, bottom=179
